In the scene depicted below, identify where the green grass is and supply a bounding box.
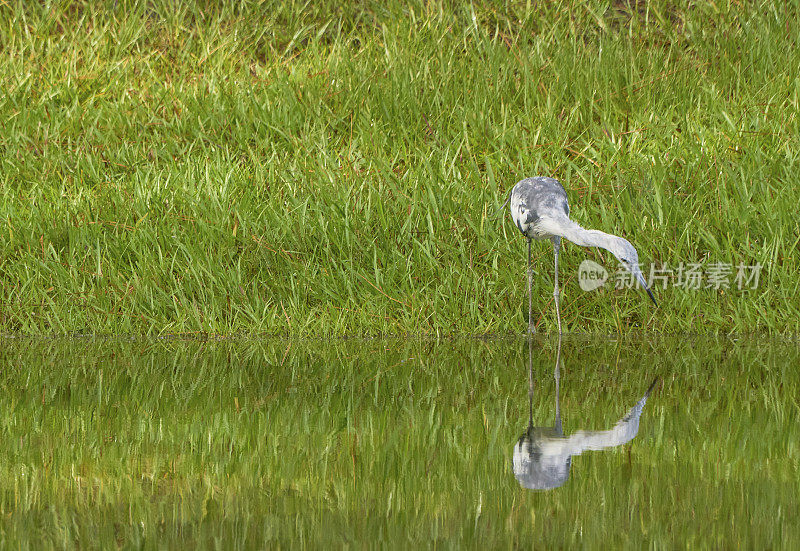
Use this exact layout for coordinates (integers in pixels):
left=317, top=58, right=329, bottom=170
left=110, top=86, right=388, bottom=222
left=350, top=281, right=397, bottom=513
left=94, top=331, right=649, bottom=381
left=1, top=336, right=798, bottom=547
left=1, top=0, right=800, bottom=335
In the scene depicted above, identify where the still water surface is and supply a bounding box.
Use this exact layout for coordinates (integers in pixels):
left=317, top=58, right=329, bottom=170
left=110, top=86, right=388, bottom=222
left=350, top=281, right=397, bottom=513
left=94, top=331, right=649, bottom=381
left=514, top=336, right=657, bottom=491
left=1, top=336, right=797, bottom=546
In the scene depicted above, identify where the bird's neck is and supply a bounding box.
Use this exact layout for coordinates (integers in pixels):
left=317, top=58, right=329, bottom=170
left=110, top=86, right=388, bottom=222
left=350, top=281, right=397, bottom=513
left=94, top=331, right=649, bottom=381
left=557, top=219, right=615, bottom=250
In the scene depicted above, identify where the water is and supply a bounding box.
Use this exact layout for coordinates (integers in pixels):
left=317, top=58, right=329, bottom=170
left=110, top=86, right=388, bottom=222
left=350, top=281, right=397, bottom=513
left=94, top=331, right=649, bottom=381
left=1, top=336, right=798, bottom=547
left=513, top=337, right=658, bottom=491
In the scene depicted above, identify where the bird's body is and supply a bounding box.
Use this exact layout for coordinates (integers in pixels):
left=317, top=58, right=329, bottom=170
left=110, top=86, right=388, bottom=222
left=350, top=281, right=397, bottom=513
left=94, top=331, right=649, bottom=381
left=509, top=177, right=570, bottom=241
left=503, top=176, right=656, bottom=333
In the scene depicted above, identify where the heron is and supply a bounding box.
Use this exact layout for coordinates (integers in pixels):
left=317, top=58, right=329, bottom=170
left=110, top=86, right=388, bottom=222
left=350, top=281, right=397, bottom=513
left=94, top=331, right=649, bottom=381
left=502, top=176, right=657, bottom=333
left=512, top=335, right=659, bottom=490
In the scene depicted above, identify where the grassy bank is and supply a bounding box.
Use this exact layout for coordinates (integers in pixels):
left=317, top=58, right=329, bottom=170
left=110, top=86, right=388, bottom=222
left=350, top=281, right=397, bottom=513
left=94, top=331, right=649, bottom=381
left=1, top=1, right=799, bottom=335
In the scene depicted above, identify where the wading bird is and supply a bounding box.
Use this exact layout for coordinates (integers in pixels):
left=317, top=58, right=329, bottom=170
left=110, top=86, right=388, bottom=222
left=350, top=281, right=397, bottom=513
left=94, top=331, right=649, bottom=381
left=502, top=177, right=657, bottom=333
left=513, top=335, right=659, bottom=490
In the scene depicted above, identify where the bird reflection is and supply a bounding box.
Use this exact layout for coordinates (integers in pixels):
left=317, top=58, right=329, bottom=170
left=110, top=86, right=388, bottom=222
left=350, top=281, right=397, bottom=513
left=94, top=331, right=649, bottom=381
left=513, top=336, right=658, bottom=490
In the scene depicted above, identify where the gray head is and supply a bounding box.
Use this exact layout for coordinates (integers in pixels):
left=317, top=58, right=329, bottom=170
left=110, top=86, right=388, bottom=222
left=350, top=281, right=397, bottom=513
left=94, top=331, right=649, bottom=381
left=605, top=235, right=657, bottom=306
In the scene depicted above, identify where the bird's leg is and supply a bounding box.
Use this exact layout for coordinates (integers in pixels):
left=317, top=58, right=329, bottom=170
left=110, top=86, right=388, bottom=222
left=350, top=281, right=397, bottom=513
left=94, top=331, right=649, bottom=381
left=527, top=331, right=534, bottom=429
left=554, top=332, right=562, bottom=434
left=527, top=238, right=535, bottom=334
left=553, top=238, right=562, bottom=335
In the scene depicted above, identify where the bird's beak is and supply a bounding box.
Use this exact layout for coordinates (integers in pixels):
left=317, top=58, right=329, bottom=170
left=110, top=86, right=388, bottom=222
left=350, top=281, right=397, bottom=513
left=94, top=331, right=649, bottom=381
left=633, top=269, right=658, bottom=307
left=644, top=377, right=660, bottom=398
left=492, top=192, right=511, bottom=219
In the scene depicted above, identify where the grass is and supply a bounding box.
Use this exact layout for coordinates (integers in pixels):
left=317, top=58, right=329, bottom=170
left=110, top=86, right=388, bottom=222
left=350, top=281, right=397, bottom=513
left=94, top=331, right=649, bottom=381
left=1, top=336, right=798, bottom=547
left=1, top=0, right=800, bottom=335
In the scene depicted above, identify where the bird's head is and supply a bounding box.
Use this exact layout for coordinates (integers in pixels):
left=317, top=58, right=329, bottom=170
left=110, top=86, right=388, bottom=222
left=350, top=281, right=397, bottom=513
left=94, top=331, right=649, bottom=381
left=607, top=236, right=657, bottom=307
